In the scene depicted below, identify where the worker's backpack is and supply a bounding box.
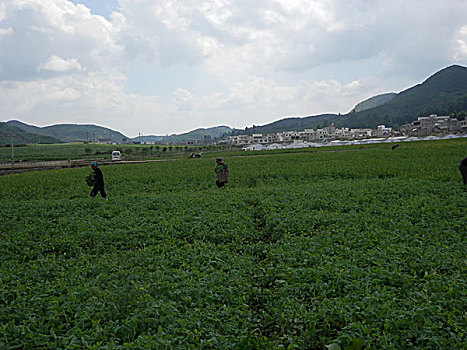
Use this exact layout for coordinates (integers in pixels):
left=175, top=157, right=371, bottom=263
left=85, top=173, right=96, bottom=186
left=217, top=169, right=228, bottom=183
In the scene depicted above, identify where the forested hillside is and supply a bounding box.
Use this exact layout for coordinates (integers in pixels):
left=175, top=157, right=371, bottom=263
left=6, top=121, right=128, bottom=143
left=0, top=122, right=61, bottom=145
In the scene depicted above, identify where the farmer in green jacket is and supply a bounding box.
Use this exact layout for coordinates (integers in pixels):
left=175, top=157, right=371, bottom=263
left=215, top=157, right=228, bottom=188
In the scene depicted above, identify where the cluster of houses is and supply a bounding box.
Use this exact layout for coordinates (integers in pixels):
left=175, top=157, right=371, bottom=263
left=217, top=114, right=466, bottom=150
left=400, top=114, right=466, bottom=136
left=220, top=124, right=393, bottom=147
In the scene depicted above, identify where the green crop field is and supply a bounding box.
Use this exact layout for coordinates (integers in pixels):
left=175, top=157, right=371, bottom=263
left=0, top=139, right=466, bottom=349
left=0, top=142, right=213, bottom=162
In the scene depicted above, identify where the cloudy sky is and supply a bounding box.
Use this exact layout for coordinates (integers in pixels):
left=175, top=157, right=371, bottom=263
left=0, top=0, right=466, bottom=137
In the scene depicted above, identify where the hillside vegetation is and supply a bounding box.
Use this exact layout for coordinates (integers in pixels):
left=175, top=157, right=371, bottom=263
left=232, top=114, right=337, bottom=135
left=133, top=126, right=233, bottom=144
left=6, top=120, right=128, bottom=144
left=353, top=93, right=397, bottom=112
left=0, top=122, right=61, bottom=145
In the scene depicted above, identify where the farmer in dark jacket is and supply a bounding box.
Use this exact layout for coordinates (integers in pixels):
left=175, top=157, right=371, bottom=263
left=90, top=161, right=107, bottom=198
left=215, top=157, right=228, bottom=188
left=459, top=157, right=467, bottom=185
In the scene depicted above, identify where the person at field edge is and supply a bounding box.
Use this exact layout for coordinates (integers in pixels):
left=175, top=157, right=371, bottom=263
left=215, top=157, right=228, bottom=188
left=90, top=161, right=107, bottom=198
left=459, top=157, right=467, bottom=185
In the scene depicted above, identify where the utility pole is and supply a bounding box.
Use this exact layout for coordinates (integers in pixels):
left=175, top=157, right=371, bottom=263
left=10, top=134, right=14, bottom=160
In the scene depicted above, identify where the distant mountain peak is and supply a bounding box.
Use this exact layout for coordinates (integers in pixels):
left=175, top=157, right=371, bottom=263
left=352, top=93, right=397, bottom=113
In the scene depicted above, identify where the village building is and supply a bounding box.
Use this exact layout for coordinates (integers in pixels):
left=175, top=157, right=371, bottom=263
left=461, top=119, right=467, bottom=132
left=349, top=128, right=373, bottom=138
left=401, top=115, right=462, bottom=135
left=97, top=138, right=112, bottom=144
left=300, top=129, right=317, bottom=140
left=335, top=127, right=351, bottom=139
left=227, top=124, right=379, bottom=146
left=374, top=125, right=393, bottom=137
left=278, top=131, right=302, bottom=142
left=225, top=115, right=466, bottom=148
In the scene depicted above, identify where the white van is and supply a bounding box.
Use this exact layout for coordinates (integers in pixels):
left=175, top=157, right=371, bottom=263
left=111, top=150, right=121, bottom=161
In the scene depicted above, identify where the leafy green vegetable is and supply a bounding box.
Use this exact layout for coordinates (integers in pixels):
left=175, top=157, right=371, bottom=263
left=0, top=139, right=465, bottom=349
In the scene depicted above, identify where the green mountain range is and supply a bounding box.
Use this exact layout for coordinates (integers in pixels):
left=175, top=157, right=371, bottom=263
left=0, top=122, right=62, bottom=145
left=336, top=64, right=467, bottom=129
left=132, top=126, right=233, bottom=144
left=5, top=121, right=128, bottom=144
left=231, top=114, right=337, bottom=136
left=2, top=64, right=466, bottom=145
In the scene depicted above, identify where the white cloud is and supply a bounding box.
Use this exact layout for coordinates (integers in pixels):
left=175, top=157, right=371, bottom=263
left=0, top=2, right=6, bottom=21
left=0, top=27, right=12, bottom=37
left=0, top=0, right=466, bottom=136
left=172, top=88, right=199, bottom=111
left=0, top=2, right=12, bottom=38
left=0, top=0, right=122, bottom=80
left=454, top=25, right=467, bottom=61
left=39, top=55, right=83, bottom=72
